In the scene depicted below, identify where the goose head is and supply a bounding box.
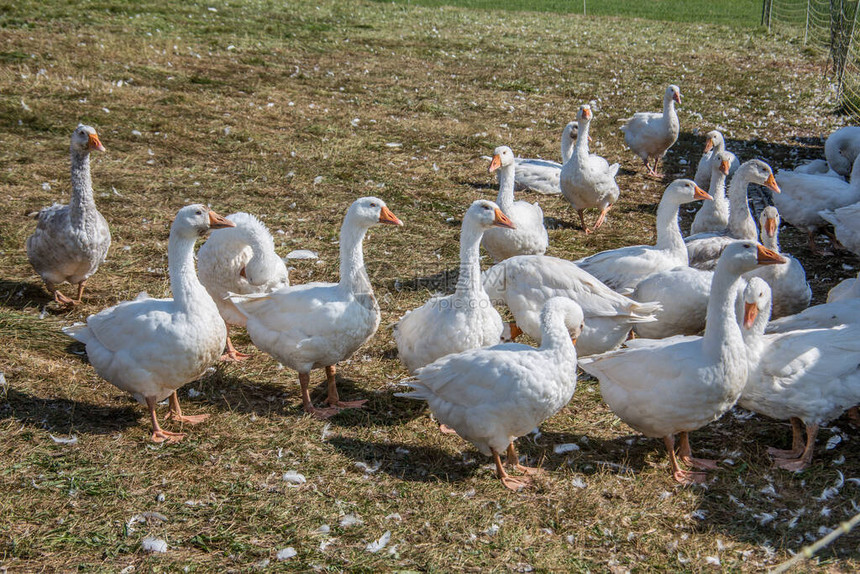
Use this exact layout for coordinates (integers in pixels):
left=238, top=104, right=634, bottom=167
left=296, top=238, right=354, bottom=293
left=346, top=196, right=403, bottom=229
left=542, top=297, right=585, bottom=345
left=562, top=121, right=579, bottom=143
left=577, top=104, right=592, bottom=123
left=717, top=240, right=786, bottom=276
left=465, top=199, right=515, bottom=230
left=759, top=206, right=780, bottom=241
left=737, top=159, right=780, bottom=193
left=172, top=204, right=235, bottom=239
left=488, top=146, right=515, bottom=173
left=662, top=178, right=712, bottom=205
left=703, top=130, right=724, bottom=153
left=666, top=85, right=682, bottom=105
left=71, top=124, right=105, bottom=153
left=713, top=150, right=733, bottom=176
left=742, top=276, right=772, bottom=329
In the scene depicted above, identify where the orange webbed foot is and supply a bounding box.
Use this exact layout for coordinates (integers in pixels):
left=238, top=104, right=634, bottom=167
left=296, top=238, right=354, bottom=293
left=167, top=412, right=210, bottom=425
left=680, top=455, right=719, bottom=471
left=54, top=290, right=76, bottom=306
left=439, top=424, right=459, bottom=435
left=306, top=406, right=340, bottom=420
left=151, top=430, right=184, bottom=443
left=672, top=468, right=707, bottom=485
left=772, top=457, right=811, bottom=472
left=220, top=350, right=252, bottom=362
left=326, top=399, right=367, bottom=409
left=513, top=464, right=544, bottom=476
left=500, top=475, right=531, bottom=491
left=767, top=446, right=804, bottom=459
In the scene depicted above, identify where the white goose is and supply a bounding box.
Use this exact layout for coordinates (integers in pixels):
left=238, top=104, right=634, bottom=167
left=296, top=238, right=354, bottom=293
left=744, top=206, right=810, bottom=319
left=507, top=122, right=577, bottom=195
left=690, top=150, right=732, bottom=235
left=228, top=197, right=402, bottom=419
left=481, top=146, right=548, bottom=262
left=559, top=104, right=621, bottom=233
left=739, top=278, right=860, bottom=471
left=793, top=159, right=843, bottom=179
left=827, top=270, right=860, bottom=303
left=685, top=159, right=780, bottom=270
left=693, top=130, right=740, bottom=189
left=620, top=84, right=681, bottom=178
left=482, top=255, right=660, bottom=357
left=197, top=212, right=290, bottom=361
left=765, top=297, right=860, bottom=334
left=773, top=153, right=860, bottom=253
left=397, top=297, right=584, bottom=491
left=576, top=179, right=711, bottom=293
left=27, top=125, right=110, bottom=306
left=580, top=241, right=786, bottom=484
left=63, top=205, right=234, bottom=442
left=395, top=200, right=512, bottom=374
left=631, top=265, right=713, bottom=339
left=825, top=126, right=860, bottom=177
left=819, top=201, right=860, bottom=257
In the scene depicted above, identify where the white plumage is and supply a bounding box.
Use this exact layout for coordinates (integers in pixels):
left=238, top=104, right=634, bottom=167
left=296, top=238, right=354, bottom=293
left=827, top=271, right=860, bottom=303
left=690, top=150, right=732, bottom=235
left=693, top=130, right=740, bottom=189
left=620, top=85, right=681, bottom=177
left=824, top=126, right=860, bottom=177
left=819, top=201, right=860, bottom=257
left=507, top=122, right=577, bottom=195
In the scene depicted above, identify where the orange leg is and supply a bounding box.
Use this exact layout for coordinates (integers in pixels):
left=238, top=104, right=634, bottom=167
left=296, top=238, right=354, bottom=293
left=577, top=209, right=592, bottom=234
left=324, top=365, right=367, bottom=409
left=75, top=280, right=86, bottom=303
left=299, top=372, right=338, bottom=419
left=439, top=424, right=459, bottom=435
left=220, top=326, right=252, bottom=362
left=506, top=443, right=543, bottom=475
left=47, top=281, right=76, bottom=306
left=166, top=391, right=210, bottom=425
left=664, top=435, right=706, bottom=485
left=146, top=396, right=184, bottom=443
left=678, top=431, right=719, bottom=470
left=807, top=232, right=833, bottom=256
left=773, top=423, right=819, bottom=471
left=492, top=448, right=529, bottom=491
left=592, top=204, right=612, bottom=232
left=767, top=417, right=805, bottom=459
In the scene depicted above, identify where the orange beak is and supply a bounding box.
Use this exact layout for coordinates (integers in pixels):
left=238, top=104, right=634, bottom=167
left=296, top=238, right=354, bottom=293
left=703, top=139, right=714, bottom=153
left=508, top=322, right=523, bottom=341
left=88, top=132, right=106, bottom=152
left=756, top=244, right=787, bottom=265
left=587, top=135, right=593, bottom=143
left=694, top=185, right=713, bottom=201
left=493, top=208, right=516, bottom=229
left=764, top=174, right=780, bottom=194
left=743, top=302, right=758, bottom=329
left=208, top=210, right=235, bottom=229
left=719, top=159, right=730, bottom=175
left=673, top=91, right=681, bottom=104
left=378, top=205, right=403, bottom=226
left=488, top=154, right=502, bottom=173
left=582, top=108, right=592, bottom=120
left=571, top=337, right=578, bottom=346
left=764, top=217, right=777, bottom=238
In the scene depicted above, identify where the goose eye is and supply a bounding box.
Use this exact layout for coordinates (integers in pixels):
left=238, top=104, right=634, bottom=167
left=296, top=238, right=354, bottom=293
left=482, top=205, right=490, bottom=210
left=370, top=202, right=377, bottom=207
left=196, top=210, right=203, bottom=215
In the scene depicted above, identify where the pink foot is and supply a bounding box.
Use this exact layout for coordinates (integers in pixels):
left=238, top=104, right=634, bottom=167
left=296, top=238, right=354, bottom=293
left=326, top=399, right=367, bottom=409
left=767, top=446, right=803, bottom=459
left=681, top=455, right=719, bottom=471
left=151, top=430, right=184, bottom=443
left=772, top=457, right=810, bottom=472
left=501, top=475, right=531, bottom=491
left=513, top=464, right=544, bottom=476
left=673, top=468, right=707, bottom=485
left=220, top=349, right=252, bottom=362
left=306, top=406, right=340, bottom=420
left=439, top=424, right=459, bottom=435
left=167, top=413, right=210, bottom=425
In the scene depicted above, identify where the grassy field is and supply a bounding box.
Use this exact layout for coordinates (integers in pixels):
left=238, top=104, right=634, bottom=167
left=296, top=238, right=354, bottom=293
left=0, top=0, right=858, bottom=571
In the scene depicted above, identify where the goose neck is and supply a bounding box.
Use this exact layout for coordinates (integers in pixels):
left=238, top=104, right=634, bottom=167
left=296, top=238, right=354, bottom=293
left=69, top=147, right=95, bottom=226
left=538, top=304, right=576, bottom=357
left=709, top=170, right=728, bottom=201
left=561, top=130, right=575, bottom=164
left=702, top=262, right=745, bottom=358
left=654, top=197, right=686, bottom=256
left=495, top=163, right=515, bottom=212
left=574, top=119, right=591, bottom=160
left=455, top=221, right=485, bottom=297
left=338, top=216, right=372, bottom=295
left=168, top=231, right=211, bottom=310
left=726, top=172, right=756, bottom=239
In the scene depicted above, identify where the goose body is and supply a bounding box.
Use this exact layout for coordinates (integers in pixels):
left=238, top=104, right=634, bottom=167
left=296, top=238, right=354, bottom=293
left=765, top=298, right=860, bottom=333
left=580, top=242, right=787, bottom=484
left=228, top=197, right=402, bottom=418
left=620, top=85, right=681, bottom=177
left=481, top=146, right=548, bottom=262
left=693, top=130, right=740, bottom=189
left=685, top=159, right=780, bottom=270
left=559, top=105, right=621, bottom=233
left=27, top=125, right=110, bottom=305
left=482, top=255, right=661, bottom=357
left=576, top=179, right=711, bottom=293
left=631, top=265, right=713, bottom=339
left=827, top=271, right=860, bottom=303
left=397, top=297, right=584, bottom=490
left=793, top=159, right=843, bottom=179
left=819, top=201, right=860, bottom=257
left=507, top=122, right=577, bottom=195
left=825, top=126, right=860, bottom=177
left=690, top=150, right=732, bottom=235
left=395, top=200, right=511, bottom=374
left=63, top=205, right=234, bottom=442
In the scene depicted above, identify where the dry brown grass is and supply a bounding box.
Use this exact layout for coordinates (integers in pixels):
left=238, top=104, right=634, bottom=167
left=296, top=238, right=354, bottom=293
left=1, top=0, right=859, bottom=571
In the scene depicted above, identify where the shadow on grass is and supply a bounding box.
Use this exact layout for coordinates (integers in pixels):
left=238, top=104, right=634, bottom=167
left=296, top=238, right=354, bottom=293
left=0, top=387, right=140, bottom=435
left=0, top=279, right=53, bottom=311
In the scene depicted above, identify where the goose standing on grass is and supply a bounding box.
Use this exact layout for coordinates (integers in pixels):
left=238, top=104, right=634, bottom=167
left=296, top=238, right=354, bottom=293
left=685, top=159, right=780, bottom=270
left=580, top=241, right=786, bottom=484
left=693, top=130, right=740, bottom=189
left=396, top=200, right=513, bottom=374
left=197, top=212, right=290, bottom=361
left=620, top=85, right=681, bottom=178
left=228, top=197, right=402, bottom=419
left=559, top=104, right=621, bottom=233
left=481, top=146, right=548, bottom=262
left=690, top=151, right=732, bottom=235
left=482, top=255, right=660, bottom=357
left=27, top=125, right=110, bottom=306
left=825, top=126, right=860, bottom=177
left=773, top=153, right=860, bottom=254
left=63, top=205, right=235, bottom=443
left=819, top=201, right=860, bottom=257
left=744, top=206, right=810, bottom=319
left=738, top=278, right=860, bottom=471
left=507, top=122, right=577, bottom=195
left=397, top=298, right=584, bottom=491
left=575, top=179, right=711, bottom=293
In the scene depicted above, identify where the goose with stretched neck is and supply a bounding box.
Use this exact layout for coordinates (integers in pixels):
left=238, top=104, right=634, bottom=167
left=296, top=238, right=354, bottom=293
left=693, top=130, right=739, bottom=189
left=620, top=85, right=681, bottom=178
left=397, top=297, right=584, bottom=491
left=576, top=179, right=712, bottom=293
left=690, top=150, right=732, bottom=235
left=197, top=212, right=290, bottom=361
left=27, top=124, right=110, bottom=306
left=580, top=241, right=787, bottom=484
left=481, top=146, right=548, bottom=262
left=228, top=197, right=402, bottom=419
left=396, top=200, right=512, bottom=374
left=506, top=122, right=578, bottom=195
left=63, top=205, right=235, bottom=442
left=685, top=159, right=780, bottom=270
left=559, top=104, right=621, bottom=233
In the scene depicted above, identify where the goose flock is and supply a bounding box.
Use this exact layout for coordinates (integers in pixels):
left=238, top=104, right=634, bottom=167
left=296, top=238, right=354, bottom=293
left=28, top=88, right=860, bottom=490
